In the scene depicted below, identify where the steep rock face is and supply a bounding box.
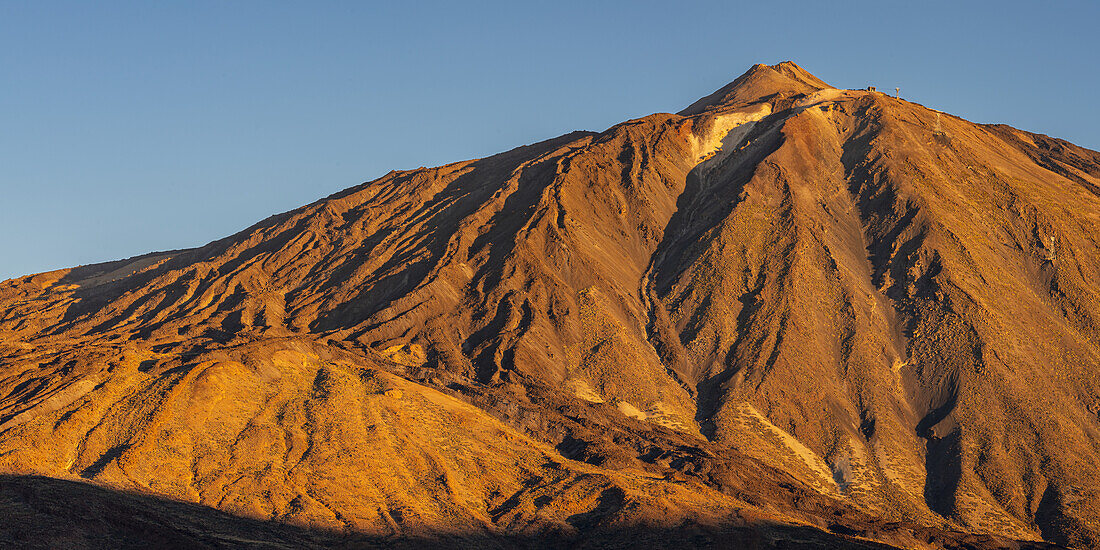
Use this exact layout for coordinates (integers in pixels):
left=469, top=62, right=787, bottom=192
left=652, top=83, right=1100, bottom=543
left=2, top=62, right=1099, bottom=548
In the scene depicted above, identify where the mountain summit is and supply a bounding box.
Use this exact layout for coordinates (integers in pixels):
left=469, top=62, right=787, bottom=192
left=2, top=62, right=1099, bottom=549
left=680, top=61, right=831, bottom=115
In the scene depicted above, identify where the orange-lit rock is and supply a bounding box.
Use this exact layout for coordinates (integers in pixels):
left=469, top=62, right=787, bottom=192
left=2, top=62, right=1097, bottom=548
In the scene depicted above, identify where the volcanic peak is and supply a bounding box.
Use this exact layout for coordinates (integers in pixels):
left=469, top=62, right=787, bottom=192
left=2, top=61, right=1100, bottom=549
left=679, top=60, right=832, bottom=116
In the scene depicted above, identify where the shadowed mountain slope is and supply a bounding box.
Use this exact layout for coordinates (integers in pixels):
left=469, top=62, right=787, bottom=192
left=2, top=62, right=1099, bottom=548
left=11, top=474, right=1048, bottom=550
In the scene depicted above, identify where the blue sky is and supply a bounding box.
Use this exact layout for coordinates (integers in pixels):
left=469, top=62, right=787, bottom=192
left=2, top=1, right=1098, bottom=281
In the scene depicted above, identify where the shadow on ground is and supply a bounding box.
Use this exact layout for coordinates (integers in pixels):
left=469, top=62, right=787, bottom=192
left=0, top=475, right=1059, bottom=550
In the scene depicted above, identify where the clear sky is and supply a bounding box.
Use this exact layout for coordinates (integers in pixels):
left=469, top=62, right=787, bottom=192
left=2, top=1, right=1098, bottom=281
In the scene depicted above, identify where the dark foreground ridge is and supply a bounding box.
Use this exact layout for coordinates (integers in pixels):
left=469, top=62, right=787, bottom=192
left=0, top=475, right=1057, bottom=550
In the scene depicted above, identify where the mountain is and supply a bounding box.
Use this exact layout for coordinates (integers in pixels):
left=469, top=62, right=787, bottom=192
left=2, top=61, right=1099, bottom=549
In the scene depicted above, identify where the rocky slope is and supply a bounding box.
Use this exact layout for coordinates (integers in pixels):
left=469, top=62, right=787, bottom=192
left=2, top=61, right=1098, bottom=548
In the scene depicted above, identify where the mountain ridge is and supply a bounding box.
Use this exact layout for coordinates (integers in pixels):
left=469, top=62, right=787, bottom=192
left=2, top=62, right=1099, bottom=548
